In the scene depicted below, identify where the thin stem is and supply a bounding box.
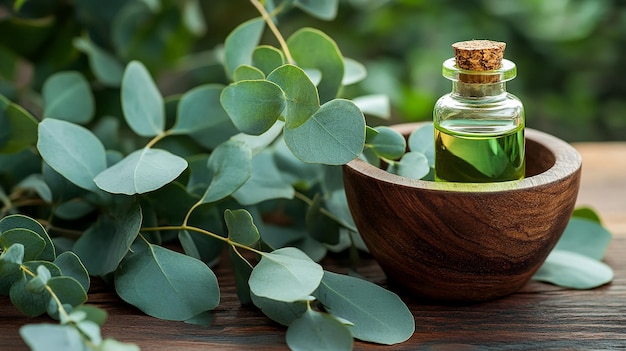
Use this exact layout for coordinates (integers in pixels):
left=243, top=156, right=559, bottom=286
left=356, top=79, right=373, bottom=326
left=21, top=266, right=71, bottom=322
left=250, top=0, right=294, bottom=64
left=293, top=192, right=358, bottom=232
left=231, top=245, right=254, bottom=269
left=145, top=130, right=174, bottom=149
left=182, top=201, right=202, bottom=227
left=141, top=224, right=266, bottom=256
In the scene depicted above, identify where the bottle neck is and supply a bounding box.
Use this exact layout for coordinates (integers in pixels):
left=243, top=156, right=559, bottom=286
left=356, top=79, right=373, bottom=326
left=452, top=81, right=507, bottom=99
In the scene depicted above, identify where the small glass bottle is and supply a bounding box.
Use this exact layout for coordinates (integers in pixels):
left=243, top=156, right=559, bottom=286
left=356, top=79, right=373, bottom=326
left=433, top=40, right=525, bottom=183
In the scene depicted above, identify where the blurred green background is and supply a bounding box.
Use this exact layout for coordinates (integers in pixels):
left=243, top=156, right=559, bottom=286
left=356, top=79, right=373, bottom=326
left=1, top=0, right=625, bottom=142
left=286, top=0, right=626, bottom=142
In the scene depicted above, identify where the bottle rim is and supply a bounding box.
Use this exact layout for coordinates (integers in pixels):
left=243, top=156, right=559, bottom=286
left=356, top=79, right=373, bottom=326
left=442, top=58, right=517, bottom=82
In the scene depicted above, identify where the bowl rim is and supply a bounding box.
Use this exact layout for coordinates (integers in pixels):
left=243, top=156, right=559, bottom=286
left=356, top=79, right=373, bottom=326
left=345, top=122, right=582, bottom=193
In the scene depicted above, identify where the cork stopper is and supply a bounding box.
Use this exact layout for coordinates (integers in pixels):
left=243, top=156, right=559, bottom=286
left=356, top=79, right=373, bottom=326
left=452, top=40, right=506, bottom=84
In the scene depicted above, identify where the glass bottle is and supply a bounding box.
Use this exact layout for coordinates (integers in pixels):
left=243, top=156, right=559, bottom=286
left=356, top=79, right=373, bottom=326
left=433, top=41, right=525, bottom=183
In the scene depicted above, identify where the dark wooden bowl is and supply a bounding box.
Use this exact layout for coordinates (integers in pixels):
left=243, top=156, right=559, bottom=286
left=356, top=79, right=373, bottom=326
left=343, top=123, right=582, bottom=303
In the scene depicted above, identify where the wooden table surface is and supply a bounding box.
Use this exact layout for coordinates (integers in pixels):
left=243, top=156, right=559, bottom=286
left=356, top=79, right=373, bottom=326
left=2, top=142, right=626, bottom=350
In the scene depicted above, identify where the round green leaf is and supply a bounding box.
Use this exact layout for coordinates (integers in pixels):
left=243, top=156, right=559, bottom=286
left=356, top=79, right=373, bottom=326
left=0, top=214, right=55, bottom=261
left=533, top=250, right=614, bottom=289
left=408, top=123, right=435, bottom=167
left=54, top=251, right=90, bottom=293
left=283, top=99, right=365, bottom=165
left=94, top=148, right=188, bottom=195
left=294, top=0, right=339, bottom=20
left=223, top=17, right=265, bottom=79
left=20, top=324, right=85, bottom=351
left=352, top=94, right=390, bottom=119
left=267, top=64, right=320, bottom=128
left=286, top=309, right=353, bottom=351
left=73, top=37, right=124, bottom=87
left=225, top=209, right=260, bottom=247
left=42, top=71, right=94, bottom=124
left=47, top=276, right=88, bottom=309
left=252, top=45, right=285, bottom=76
left=554, top=218, right=612, bottom=260
left=37, top=118, right=107, bottom=194
left=367, top=126, right=406, bottom=160
left=249, top=247, right=323, bottom=303
left=115, top=244, right=220, bottom=321
left=233, top=65, right=265, bottom=81
left=287, top=28, right=343, bottom=103
left=201, top=140, right=252, bottom=203
left=121, top=61, right=164, bottom=137
left=221, top=80, right=285, bottom=135
left=9, top=274, right=49, bottom=317
left=342, top=57, right=367, bottom=86
left=0, top=100, right=38, bottom=154
left=572, top=207, right=602, bottom=224
left=0, top=228, right=45, bottom=262
left=0, top=243, right=24, bottom=276
left=315, top=271, right=415, bottom=345
left=172, top=84, right=230, bottom=134
left=387, top=152, right=430, bottom=180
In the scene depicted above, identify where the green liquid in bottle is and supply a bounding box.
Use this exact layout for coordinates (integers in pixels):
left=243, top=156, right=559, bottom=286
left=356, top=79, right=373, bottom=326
left=434, top=120, right=525, bottom=182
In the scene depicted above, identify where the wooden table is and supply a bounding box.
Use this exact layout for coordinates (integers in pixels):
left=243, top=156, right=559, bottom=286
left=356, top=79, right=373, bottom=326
left=2, top=142, right=626, bottom=350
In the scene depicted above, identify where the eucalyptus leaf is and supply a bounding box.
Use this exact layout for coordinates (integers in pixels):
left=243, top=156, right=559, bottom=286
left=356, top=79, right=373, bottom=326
left=73, top=201, right=142, bottom=276
left=572, top=207, right=602, bottom=224
left=223, top=17, right=265, bottom=79
left=283, top=99, right=365, bottom=165
left=54, top=251, right=90, bottom=292
left=533, top=250, right=614, bottom=289
left=315, top=271, right=415, bottom=344
left=554, top=217, right=612, bottom=260
left=121, top=61, right=164, bottom=137
left=286, top=309, right=353, bottom=351
left=46, top=276, right=88, bottom=310
left=37, top=118, right=107, bottom=194
left=342, top=57, right=367, bottom=86
left=249, top=247, right=323, bottom=303
left=233, top=64, right=265, bottom=81
left=73, top=37, right=124, bottom=87
left=178, top=230, right=202, bottom=260
left=252, top=45, right=285, bottom=76
left=367, top=126, right=406, bottom=160
left=172, top=84, right=230, bottom=134
left=221, top=79, right=285, bottom=135
left=352, top=94, right=390, bottom=119
left=251, top=291, right=308, bottom=326
left=408, top=123, right=435, bottom=167
left=115, top=244, right=220, bottom=321
left=287, top=28, right=343, bottom=103
left=20, top=324, right=86, bottom=351
left=225, top=209, right=260, bottom=247
left=267, top=64, right=320, bottom=128
left=387, top=152, right=430, bottom=180
left=230, top=120, right=284, bottom=156
left=0, top=214, right=55, bottom=261
left=42, top=71, right=94, bottom=124
left=9, top=273, right=50, bottom=317
left=294, top=0, right=339, bottom=20
left=94, top=148, right=188, bottom=195
left=201, top=140, right=252, bottom=204
left=232, top=151, right=294, bottom=205
left=0, top=243, right=24, bottom=276
left=0, top=228, right=45, bottom=261
left=15, top=174, right=53, bottom=203
left=0, top=100, right=38, bottom=154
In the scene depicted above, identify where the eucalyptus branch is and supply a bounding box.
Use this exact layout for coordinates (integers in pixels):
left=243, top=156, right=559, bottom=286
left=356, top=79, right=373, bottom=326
left=21, top=265, right=71, bottom=322
left=250, top=0, right=294, bottom=64
left=141, top=224, right=265, bottom=256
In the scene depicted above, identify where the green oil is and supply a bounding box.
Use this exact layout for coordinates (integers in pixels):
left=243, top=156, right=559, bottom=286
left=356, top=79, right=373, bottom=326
left=434, top=120, right=525, bottom=182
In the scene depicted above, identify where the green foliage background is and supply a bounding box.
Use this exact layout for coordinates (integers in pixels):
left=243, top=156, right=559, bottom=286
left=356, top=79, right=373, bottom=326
left=2, top=0, right=624, bottom=141
left=207, top=0, right=626, bottom=142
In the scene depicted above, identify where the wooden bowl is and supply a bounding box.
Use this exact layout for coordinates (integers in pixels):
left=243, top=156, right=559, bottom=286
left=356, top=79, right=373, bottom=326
left=343, top=122, right=582, bottom=303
